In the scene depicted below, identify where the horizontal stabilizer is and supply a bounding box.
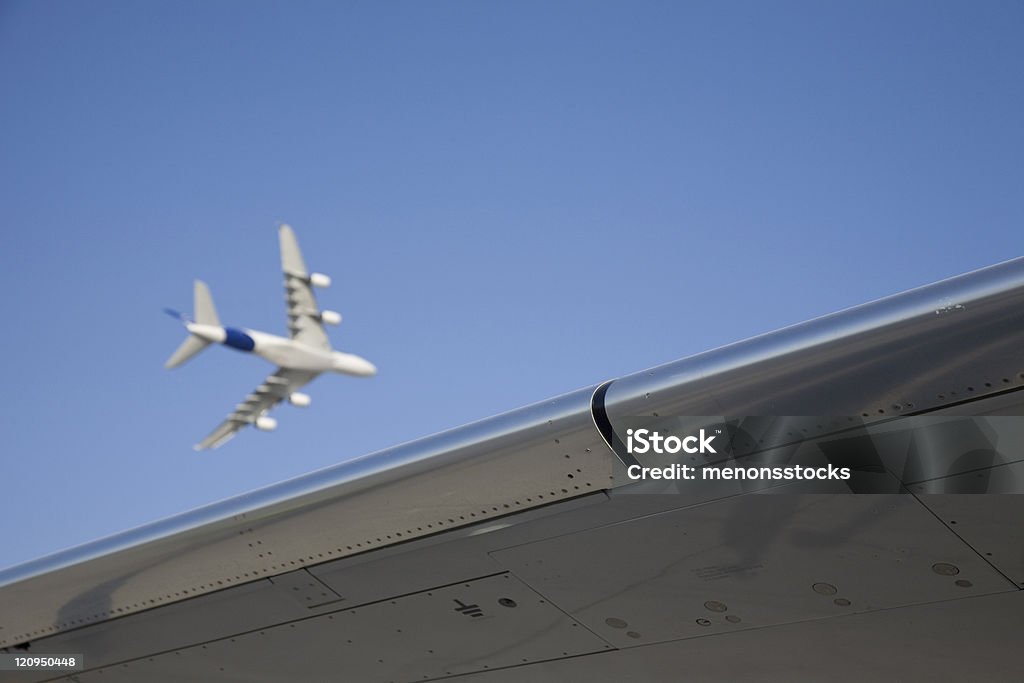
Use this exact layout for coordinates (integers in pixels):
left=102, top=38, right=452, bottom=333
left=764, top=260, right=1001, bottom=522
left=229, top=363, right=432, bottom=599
left=163, top=307, right=188, bottom=322
left=165, top=334, right=211, bottom=369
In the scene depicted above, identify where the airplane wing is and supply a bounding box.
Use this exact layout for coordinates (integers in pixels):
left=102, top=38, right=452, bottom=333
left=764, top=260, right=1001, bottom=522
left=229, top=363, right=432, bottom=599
left=279, top=223, right=332, bottom=351
left=195, top=367, right=319, bottom=450
left=4, top=257, right=1024, bottom=681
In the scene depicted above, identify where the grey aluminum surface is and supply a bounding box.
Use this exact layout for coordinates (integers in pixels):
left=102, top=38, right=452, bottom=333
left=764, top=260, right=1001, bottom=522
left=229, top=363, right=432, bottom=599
left=446, top=591, right=1024, bottom=683
left=268, top=569, right=343, bottom=609
left=491, top=494, right=1016, bottom=648
left=601, top=256, right=1024, bottom=422
left=0, top=495, right=614, bottom=682
left=63, top=573, right=609, bottom=682
left=915, top=491, right=1024, bottom=585
left=0, top=385, right=614, bottom=648
left=15, top=489, right=1022, bottom=683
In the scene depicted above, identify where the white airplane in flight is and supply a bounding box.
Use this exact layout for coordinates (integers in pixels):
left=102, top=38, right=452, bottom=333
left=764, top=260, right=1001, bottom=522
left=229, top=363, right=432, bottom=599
left=164, top=224, right=377, bottom=450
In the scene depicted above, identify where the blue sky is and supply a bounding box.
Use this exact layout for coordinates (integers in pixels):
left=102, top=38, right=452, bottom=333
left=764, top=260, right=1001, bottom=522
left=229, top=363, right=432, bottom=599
left=1, top=1, right=1021, bottom=569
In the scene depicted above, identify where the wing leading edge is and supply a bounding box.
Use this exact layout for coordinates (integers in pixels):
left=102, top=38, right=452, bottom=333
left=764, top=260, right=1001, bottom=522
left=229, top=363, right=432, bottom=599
left=280, top=224, right=332, bottom=351
left=195, top=367, right=319, bottom=450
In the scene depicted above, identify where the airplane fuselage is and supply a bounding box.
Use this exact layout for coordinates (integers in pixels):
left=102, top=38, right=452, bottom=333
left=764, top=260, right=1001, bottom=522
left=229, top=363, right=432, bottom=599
left=186, top=323, right=377, bottom=376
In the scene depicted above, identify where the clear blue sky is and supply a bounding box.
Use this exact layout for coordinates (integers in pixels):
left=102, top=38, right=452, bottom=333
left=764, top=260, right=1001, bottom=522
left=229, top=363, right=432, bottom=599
left=1, top=1, right=1021, bottom=570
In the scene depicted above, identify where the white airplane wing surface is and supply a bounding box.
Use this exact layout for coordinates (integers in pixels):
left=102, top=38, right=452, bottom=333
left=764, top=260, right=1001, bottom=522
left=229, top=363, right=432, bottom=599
left=3, top=258, right=1024, bottom=681
left=195, top=367, right=319, bottom=450
left=279, top=224, right=332, bottom=351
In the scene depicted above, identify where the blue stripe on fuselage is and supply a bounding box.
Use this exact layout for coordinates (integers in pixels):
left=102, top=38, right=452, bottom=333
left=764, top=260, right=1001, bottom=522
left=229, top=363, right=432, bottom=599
left=223, top=327, right=255, bottom=352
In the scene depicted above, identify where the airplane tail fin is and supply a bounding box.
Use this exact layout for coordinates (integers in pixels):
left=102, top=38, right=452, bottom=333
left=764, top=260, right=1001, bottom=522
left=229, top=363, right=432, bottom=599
left=163, top=280, right=219, bottom=369
left=193, top=280, right=220, bottom=326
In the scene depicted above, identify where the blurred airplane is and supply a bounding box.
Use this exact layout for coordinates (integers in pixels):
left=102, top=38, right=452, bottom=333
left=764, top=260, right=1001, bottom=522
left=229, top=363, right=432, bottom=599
left=164, top=224, right=377, bottom=450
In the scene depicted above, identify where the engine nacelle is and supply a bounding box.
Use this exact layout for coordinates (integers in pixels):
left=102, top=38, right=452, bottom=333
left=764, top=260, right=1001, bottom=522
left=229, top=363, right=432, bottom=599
left=254, top=416, right=278, bottom=432
left=289, top=392, right=311, bottom=407
left=309, top=272, right=331, bottom=288
left=319, top=310, right=342, bottom=326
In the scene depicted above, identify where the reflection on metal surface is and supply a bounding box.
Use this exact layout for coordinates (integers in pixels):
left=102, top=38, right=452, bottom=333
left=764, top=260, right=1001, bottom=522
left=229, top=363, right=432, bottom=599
left=62, top=573, right=609, bottom=682
left=444, top=592, right=1024, bottom=682
left=602, top=257, right=1024, bottom=421
left=0, top=385, right=615, bottom=648
left=491, top=495, right=1017, bottom=649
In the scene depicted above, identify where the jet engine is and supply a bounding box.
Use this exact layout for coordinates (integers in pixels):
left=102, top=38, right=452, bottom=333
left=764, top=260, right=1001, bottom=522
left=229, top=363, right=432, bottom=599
left=289, top=392, right=311, bottom=407
left=309, top=272, right=331, bottom=288
left=319, top=310, right=342, bottom=326
left=254, top=416, right=278, bottom=431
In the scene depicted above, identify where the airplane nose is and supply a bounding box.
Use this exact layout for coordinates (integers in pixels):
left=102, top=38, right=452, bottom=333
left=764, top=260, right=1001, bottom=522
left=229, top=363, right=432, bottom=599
left=333, top=353, right=377, bottom=377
